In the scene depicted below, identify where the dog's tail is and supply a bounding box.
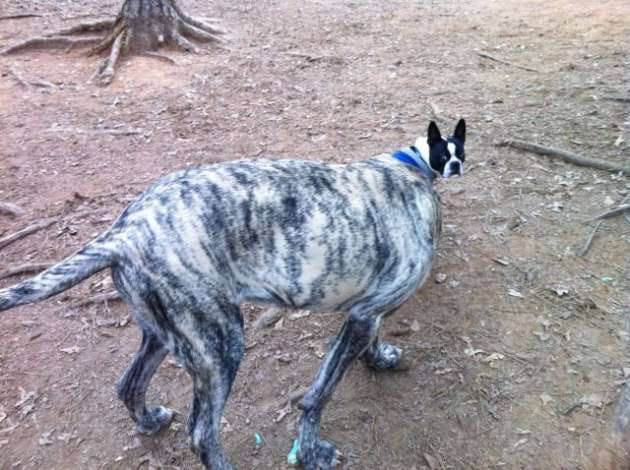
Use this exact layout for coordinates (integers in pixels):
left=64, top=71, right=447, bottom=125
left=0, top=238, right=117, bottom=312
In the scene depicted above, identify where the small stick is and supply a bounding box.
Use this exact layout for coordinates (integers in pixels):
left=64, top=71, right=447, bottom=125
left=0, top=14, right=42, bottom=21
left=0, top=36, right=79, bottom=55
left=579, top=194, right=630, bottom=256
left=477, top=52, right=541, bottom=73
left=0, top=202, right=25, bottom=217
left=497, top=140, right=630, bottom=173
left=603, top=96, right=630, bottom=104
left=0, top=262, right=54, bottom=279
left=590, top=204, right=630, bottom=222
left=0, top=218, right=57, bottom=250
left=7, top=67, right=30, bottom=89
left=45, top=126, right=142, bottom=136
left=577, top=220, right=603, bottom=257
left=66, top=291, right=121, bottom=309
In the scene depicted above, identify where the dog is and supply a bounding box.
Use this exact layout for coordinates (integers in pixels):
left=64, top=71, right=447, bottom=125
left=0, top=119, right=466, bottom=470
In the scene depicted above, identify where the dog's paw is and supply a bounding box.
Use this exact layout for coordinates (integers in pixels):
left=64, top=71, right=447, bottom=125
left=297, top=439, right=342, bottom=470
left=136, top=406, right=174, bottom=435
left=363, top=342, right=405, bottom=371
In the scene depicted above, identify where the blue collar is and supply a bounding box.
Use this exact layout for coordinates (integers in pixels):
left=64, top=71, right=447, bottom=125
left=391, top=146, right=436, bottom=182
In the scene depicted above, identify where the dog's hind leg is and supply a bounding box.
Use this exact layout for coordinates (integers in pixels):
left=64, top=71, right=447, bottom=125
left=360, top=308, right=404, bottom=371
left=296, top=311, right=379, bottom=470
left=181, top=302, right=244, bottom=470
left=361, top=336, right=403, bottom=370
left=116, top=329, right=172, bottom=434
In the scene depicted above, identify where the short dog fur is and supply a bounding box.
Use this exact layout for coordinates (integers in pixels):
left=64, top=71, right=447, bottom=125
left=0, top=119, right=466, bottom=470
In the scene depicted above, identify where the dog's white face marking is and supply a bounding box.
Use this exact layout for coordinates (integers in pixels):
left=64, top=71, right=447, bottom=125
left=443, top=142, right=463, bottom=179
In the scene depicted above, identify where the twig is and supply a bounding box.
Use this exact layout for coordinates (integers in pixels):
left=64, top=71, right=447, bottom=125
left=497, top=140, right=630, bottom=173
left=590, top=204, right=630, bottom=222
left=45, top=126, right=142, bottom=136
left=0, top=14, right=42, bottom=21
left=274, top=386, right=309, bottom=410
left=0, top=218, right=58, bottom=250
left=0, top=262, right=54, bottom=279
left=66, top=291, right=121, bottom=309
left=7, top=66, right=30, bottom=89
left=477, top=51, right=541, bottom=73
left=577, top=220, right=603, bottom=257
left=579, top=194, right=630, bottom=256
left=603, top=96, right=630, bottom=104
left=0, top=202, right=25, bottom=217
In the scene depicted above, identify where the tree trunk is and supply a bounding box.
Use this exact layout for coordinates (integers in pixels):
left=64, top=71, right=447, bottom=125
left=90, top=0, right=225, bottom=84
left=0, top=0, right=225, bottom=86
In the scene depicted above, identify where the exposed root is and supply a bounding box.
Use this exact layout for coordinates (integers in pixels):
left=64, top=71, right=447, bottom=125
left=92, top=32, right=124, bottom=86
left=88, top=19, right=125, bottom=56
left=1, top=36, right=82, bottom=55
left=55, top=19, right=115, bottom=36
left=171, top=4, right=225, bottom=36
left=138, top=51, right=177, bottom=65
left=171, top=29, right=200, bottom=54
left=179, top=20, right=224, bottom=44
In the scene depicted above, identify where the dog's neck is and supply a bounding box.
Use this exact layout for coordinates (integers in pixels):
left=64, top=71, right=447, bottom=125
left=390, top=143, right=436, bottom=183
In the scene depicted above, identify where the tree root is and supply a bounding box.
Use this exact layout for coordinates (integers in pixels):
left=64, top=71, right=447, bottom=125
left=0, top=36, right=101, bottom=55
left=0, top=0, right=226, bottom=86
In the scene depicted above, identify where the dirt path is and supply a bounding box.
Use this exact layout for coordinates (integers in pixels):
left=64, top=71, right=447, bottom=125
left=1, top=0, right=628, bottom=468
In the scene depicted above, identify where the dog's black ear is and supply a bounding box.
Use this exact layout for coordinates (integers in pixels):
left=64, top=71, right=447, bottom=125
left=427, top=121, right=442, bottom=146
left=454, top=118, right=466, bottom=143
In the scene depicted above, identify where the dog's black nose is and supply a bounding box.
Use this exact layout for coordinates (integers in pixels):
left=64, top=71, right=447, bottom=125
left=450, top=161, right=461, bottom=175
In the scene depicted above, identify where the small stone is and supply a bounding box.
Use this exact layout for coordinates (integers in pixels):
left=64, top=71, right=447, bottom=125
left=435, top=273, right=447, bottom=284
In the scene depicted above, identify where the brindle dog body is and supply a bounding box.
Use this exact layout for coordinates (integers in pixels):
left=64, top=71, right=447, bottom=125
left=0, top=120, right=466, bottom=470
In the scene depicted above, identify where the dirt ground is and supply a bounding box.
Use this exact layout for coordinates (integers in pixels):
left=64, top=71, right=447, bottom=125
left=1, top=0, right=629, bottom=468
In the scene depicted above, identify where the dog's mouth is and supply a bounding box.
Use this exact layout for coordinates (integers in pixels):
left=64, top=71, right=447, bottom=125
left=442, top=165, right=463, bottom=179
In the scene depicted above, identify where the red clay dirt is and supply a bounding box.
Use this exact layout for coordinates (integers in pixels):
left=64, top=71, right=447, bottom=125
left=0, top=0, right=629, bottom=469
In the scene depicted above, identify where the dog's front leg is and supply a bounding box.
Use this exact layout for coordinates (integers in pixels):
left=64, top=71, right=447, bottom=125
left=296, top=312, right=378, bottom=469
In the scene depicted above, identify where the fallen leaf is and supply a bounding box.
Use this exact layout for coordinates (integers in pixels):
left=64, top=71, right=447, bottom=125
left=39, top=431, right=54, bottom=446
left=289, top=310, right=311, bottom=320
left=507, top=289, right=523, bottom=298
left=60, top=346, right=81, bottom=354
left=532, top=331, right=550, bottom=341
left=540, top=393, right=553, bottom=405
left=483, top=352, right=505, bottom=363
left=435, top=273, right=447, bottom=284
left=551, top=286, right=570, bottom=297
left=580, top=393, right=603, bottom=408
left=423, top=453, right=439, bottom=469
left=15, top=388, right=36, bottom=408
left=513, top=438, right=528, bottom=448
left=275, top=402, right=292, bottom=423
left=464, top=347, right=485, bottom=357
left=254, top=308, right=282, bottom=330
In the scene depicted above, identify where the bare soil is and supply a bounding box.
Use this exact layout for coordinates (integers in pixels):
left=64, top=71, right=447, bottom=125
left=1, top=0, right=629, bottom=469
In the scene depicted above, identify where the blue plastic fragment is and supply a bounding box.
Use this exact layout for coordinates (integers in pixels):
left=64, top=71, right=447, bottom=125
left=254, top=432, right=264, bottom=447
left=287, top=439, right=300, bottom=466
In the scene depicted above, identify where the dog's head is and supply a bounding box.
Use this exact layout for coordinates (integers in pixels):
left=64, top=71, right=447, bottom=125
left=416, top=119, right=466, bottom=178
